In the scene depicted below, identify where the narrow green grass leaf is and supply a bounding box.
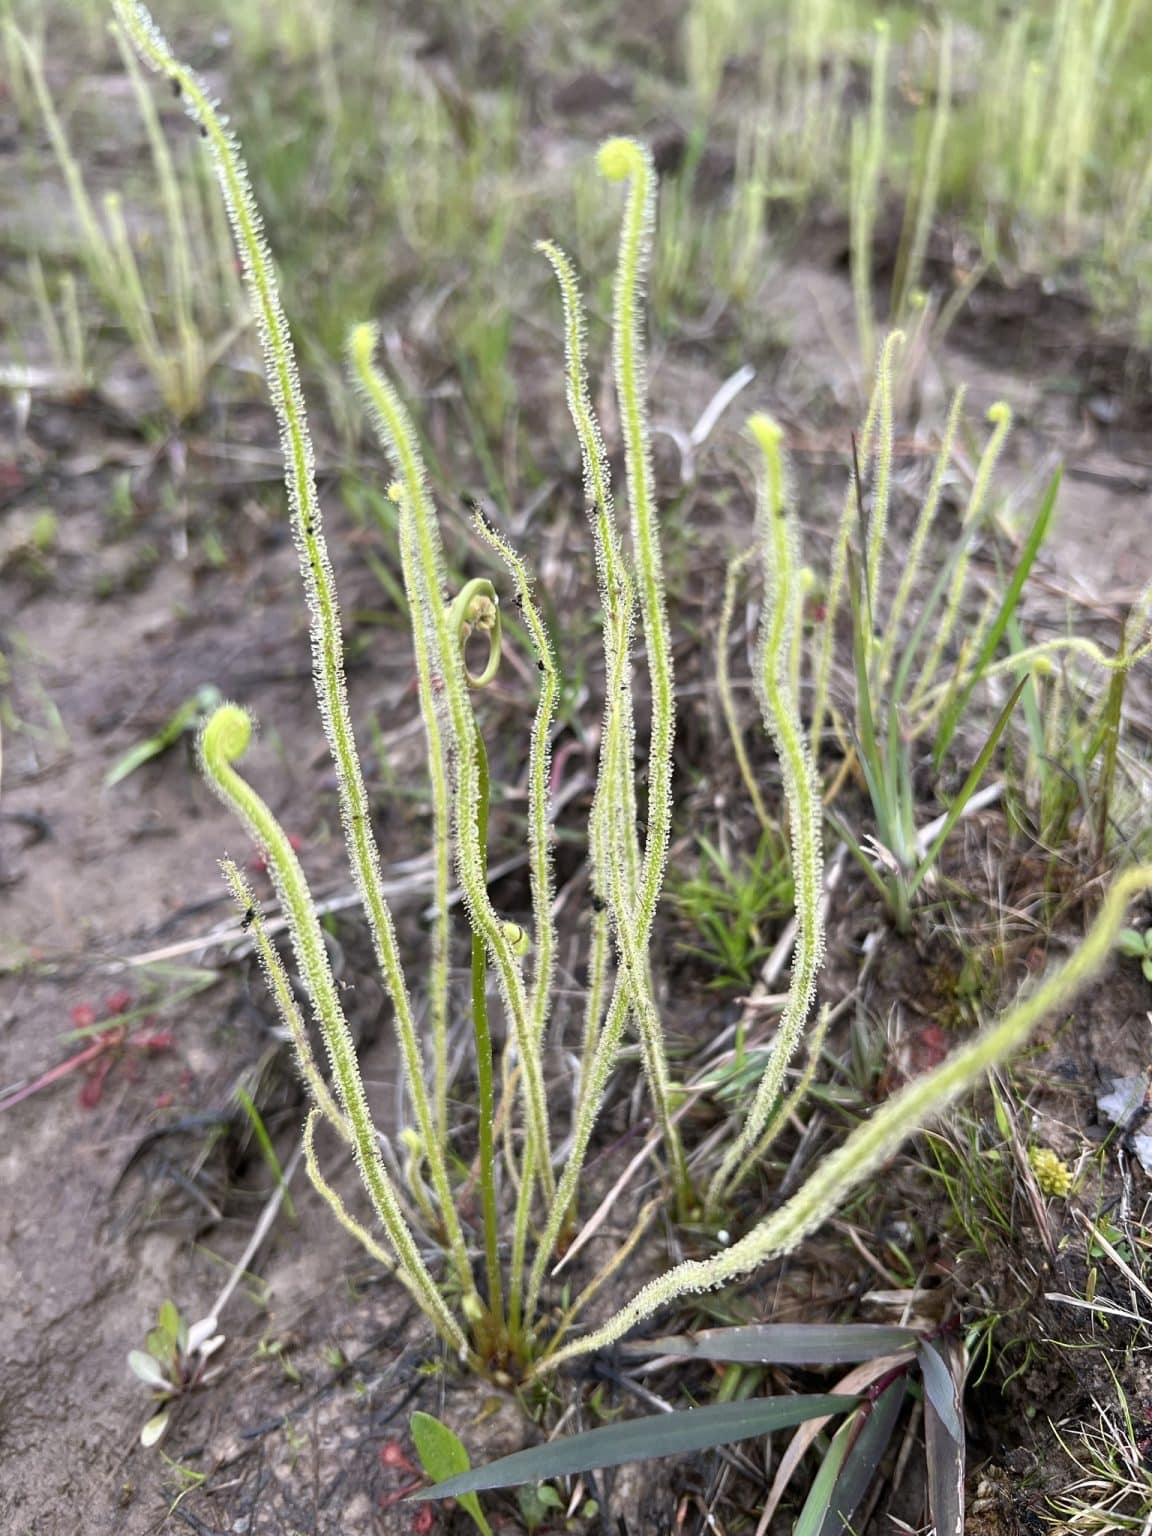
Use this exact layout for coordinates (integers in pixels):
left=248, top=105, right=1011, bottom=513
left=933, top=469, right=1060, bottom=766
left=824, top=811, right=894, bottom=905
left=1093, top=650, right=1127, bottom=856
left=622, top=1324, right=920, bottom=1367
left=889, top=526, right=972, bottom=720
left=908, top=673, right=1027, bottom=899
left=411, top=1395, right=859, bottom=1500
left=104, top=684, right=221, bottom=787
left=235, top=1086, right=296, bottom=1222
left=1004, top=607, right=1048, bottom=786
left=792, top=1415, right=852, bottom=1536
left=847, top=553, right=888, bottom=837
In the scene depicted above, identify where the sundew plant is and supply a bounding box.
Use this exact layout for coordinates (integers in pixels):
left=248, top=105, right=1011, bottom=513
left=114, top=0, right=1152, bottom=1379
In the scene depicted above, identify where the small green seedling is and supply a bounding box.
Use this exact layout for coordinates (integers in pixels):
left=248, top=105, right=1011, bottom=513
left=104, top=684, right=222, bottom=788
left=515, top=1482, right=573, bottom=1531
left=410, top=1411, right=493, bottom=1535
left=128, top=1299, right=224, bottom=1446
left=254, top=1333, right=303, bottom=1386
left=1116, top=926, right=1152, bottom=983
left=671, top=828, right=792, bottom=989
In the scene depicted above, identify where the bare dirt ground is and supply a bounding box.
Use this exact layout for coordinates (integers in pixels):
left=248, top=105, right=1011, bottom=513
left=6, top=19, right=1152, bottom=1536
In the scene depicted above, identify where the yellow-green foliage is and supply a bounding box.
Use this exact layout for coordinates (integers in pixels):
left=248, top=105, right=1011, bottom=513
left=1029, top=1146, right=1074, bottom=1198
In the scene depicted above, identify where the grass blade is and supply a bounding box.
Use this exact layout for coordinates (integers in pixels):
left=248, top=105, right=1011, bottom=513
left=848, top=553, right=883, bottom=797
left=933, top=469, right=1060, bottom=766
left=1094, top=648, right=1127, bottom=858
left=411, top=1394, right=859, bottom=1499
left=825, top=810, right=895, bottom=905
left=918, top=1338, right=962, bottom=1442
left=889, top=534, right=967, bottom=712
left=235, top=1087, right=296, bottom=1222
left=622, top=1323, right=921, bottom=1367
left=908, top=673, right=1027, bottom=898
left=795, top=1377, right=906, bottom=1536
left=921, top=1341, right=965, bottom=1536
left=792, top=1416, right=852, bottom=1536
left=104, top=684, right=222, bottom=787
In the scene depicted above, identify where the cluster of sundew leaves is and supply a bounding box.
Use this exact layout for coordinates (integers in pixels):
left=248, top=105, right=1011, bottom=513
left=110, top=0, right=698, bottom=1363
left=112, top=0, right=1152, bottom=1383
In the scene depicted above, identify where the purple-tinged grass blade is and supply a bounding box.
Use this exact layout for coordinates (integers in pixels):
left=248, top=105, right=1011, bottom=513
left=758, top=1352, right=914, bottom=1529
left=795, top=1377, right=907, bottom=1536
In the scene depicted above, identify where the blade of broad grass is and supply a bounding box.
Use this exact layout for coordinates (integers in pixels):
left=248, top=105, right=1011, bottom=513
left=933, top=470, right=1060, bottom=767
left=925, top=1406, right=965, bottom=1536
left=792, top=1415, right=851, bottom=1535
left=1004, top=609, right=1046, bottom=775
left=756, top=1354, right=913, bottom=1533
left=411, top=1413, right=493, bottom=1536
left=795, top=1377, right=907, bottom=1536
left=410, top=1395, right=859, bottom=1499
left=917, top=1339, right=962, bottom=1442
left=850, top=435, right=875, bottom=637
left=890, top=697, right=917, bottom=867
left=622, top=1324, right=922, bottom=1366
left=921, top=1342, right=965, bottom=1536
left=907, top=673, right=1027, bottom=899
left=1094, top=650, right=1127, bottom=857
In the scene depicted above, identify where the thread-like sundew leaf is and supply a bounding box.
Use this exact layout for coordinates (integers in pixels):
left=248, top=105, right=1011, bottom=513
left=199, top=708, right=469, bottom=1356
left=348, top=327, right=556, bottom=1213
left=708, top=416, right=824, bottom=1206
left=112, top=0, right=479, bottom=1313
left=594, top=137, right=688, bottom=1198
